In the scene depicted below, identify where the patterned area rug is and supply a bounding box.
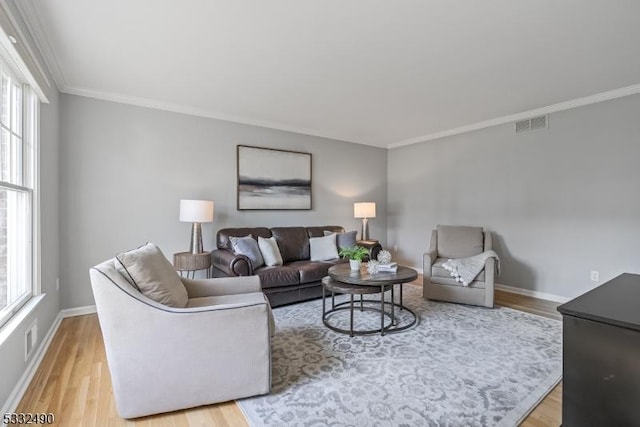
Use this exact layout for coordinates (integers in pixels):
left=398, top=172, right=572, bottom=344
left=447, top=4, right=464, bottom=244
left=237, top=285, right=562, bottom=426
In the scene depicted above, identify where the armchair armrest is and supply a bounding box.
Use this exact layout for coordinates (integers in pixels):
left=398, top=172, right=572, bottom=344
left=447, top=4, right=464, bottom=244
left=423, top=230, right=438, bottom=279
left=108, top=301, right=270, bottom=418
left=483, top=257, right=496, bottom=308
left=211, top=249, right=252, bottom=276
left=423, top=250, right=437, bottom=279
left=181, top=275, right=261, bottom=298
left=484, top=257, right=496, bottom=284
left=483, top=231, right=492, bottom=251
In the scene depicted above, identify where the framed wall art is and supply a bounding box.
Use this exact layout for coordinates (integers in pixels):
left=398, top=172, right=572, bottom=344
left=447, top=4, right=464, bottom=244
left=237, top=145, right=312, bottom=210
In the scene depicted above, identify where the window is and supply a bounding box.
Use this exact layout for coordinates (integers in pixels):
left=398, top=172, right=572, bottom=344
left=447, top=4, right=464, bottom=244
left=0, top=56, right=37, bottom=329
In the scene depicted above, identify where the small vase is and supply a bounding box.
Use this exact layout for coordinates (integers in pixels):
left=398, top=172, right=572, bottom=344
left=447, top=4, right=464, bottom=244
left=349, top=259, right=361, bottom=271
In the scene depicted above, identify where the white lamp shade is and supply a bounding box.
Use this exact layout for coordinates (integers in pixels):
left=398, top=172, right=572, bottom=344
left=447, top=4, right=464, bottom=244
left=354, top=202, right=376, bottom=218
left=180, top=200, right=214, bottom=223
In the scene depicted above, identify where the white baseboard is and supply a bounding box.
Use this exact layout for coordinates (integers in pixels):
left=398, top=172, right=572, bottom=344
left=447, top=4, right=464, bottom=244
left=495, top=284, right=570, bottom=304
left=0, top=312, right=63, bottom=418
left=1, top=305, right=98, bottom=418
left=60, top=305, right=96, bottom=318
left=409, top=266, right=569, bottom=303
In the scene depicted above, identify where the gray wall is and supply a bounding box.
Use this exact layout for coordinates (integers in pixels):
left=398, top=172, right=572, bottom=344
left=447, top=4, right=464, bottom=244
left=388, top=94, right=640, bottom=300
left=59, top=94, right=387, bottom=309
left=0, top=0, right=60, bottom=408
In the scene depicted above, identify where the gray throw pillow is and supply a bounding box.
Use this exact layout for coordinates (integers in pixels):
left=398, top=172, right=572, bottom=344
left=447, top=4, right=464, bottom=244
left=115, top=243, right=188, bottom=308
left=324, top=230, right=357, bottom=250
left=230, top=235, right=264, bottom=269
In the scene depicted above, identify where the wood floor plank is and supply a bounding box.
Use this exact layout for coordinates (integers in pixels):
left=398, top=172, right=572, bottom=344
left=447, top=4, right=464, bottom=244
left=16, top=280, right=563, bottom=426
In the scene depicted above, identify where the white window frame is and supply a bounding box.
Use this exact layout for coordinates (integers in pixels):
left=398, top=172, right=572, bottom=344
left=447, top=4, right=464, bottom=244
left=0, top=55, right=39, bottom=330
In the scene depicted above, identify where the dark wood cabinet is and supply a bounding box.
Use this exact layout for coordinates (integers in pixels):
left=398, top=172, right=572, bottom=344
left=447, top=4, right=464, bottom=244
left=557, top=273, right=640, bottom=427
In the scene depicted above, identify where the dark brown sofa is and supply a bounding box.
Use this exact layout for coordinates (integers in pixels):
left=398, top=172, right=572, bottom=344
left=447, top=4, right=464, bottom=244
left=211, top=225, right=382, bottom=307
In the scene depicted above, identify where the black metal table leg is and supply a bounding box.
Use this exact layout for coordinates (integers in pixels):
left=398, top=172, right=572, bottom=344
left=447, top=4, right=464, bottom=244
left=350, top=293, right=354, bottom=337
left=322, top=284, right=326, bottom=318
left=380, top=285, right=385, bottom=336
left=391, top=285, right=396, bottom=326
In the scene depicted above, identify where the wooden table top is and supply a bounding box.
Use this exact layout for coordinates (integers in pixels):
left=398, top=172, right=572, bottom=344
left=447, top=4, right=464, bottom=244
left=328, top=263, right=418, bottom=287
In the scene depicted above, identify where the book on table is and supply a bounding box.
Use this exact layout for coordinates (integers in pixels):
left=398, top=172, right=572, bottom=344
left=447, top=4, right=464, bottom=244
left=377, top=262, right=398, bottom=272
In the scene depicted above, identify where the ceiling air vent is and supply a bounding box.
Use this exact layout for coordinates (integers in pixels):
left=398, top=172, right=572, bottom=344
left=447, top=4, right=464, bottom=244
left=515, top=115, right=547, bottom=133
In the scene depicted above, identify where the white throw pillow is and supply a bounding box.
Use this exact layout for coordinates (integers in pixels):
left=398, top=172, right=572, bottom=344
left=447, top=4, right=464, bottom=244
left=310, top=233, right=339, bottom=261
left=258, top=236, right=283, bottom=267
left=115, top=243, right=188, bottom=308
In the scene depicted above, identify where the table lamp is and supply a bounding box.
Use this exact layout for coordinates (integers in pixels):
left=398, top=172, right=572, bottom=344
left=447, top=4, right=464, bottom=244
left=354, top=202, right=376, bottom=240
left=180, top=199, right=214, bottom=253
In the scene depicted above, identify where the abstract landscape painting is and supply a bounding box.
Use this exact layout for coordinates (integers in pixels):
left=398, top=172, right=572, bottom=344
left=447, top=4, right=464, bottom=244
left=237, top=145, right=312, bottom=210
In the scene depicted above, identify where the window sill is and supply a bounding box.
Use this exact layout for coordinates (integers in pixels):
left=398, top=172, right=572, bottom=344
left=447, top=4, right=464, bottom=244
left=0, top=294, right=46, bottom=347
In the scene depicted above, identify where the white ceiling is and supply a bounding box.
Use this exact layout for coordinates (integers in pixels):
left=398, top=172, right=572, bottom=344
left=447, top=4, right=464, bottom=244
left=18, top=0, right=640, bottom=148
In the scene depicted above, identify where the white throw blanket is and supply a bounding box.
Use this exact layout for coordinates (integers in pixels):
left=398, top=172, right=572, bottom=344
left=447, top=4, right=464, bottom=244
left=442, top=250, right=500, bottom=286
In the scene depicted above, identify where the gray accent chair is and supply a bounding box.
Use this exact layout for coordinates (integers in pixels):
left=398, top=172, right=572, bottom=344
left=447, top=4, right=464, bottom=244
left=89, top=259, right=272, bottom=419
left=423, top=225, right=495, bottom=308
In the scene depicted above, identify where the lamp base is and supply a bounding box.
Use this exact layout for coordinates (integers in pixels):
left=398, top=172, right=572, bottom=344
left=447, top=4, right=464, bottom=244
left=360, top=218, right=369, bottom=241
left=189, top=222, right=203, bottom=254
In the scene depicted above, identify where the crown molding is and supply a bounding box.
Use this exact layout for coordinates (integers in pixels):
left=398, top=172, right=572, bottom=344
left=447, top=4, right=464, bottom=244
left=64, top=82, right=640, bottom=150
left=387, top=83, right=640, bottom=149
left=62, top=85, right=369, bottom=145
left=13, top=0, right=65, bottom=91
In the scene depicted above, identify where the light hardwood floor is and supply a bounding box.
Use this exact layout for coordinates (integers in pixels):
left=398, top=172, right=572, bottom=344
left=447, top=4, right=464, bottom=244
left=17, top=282, right=563, bottom=426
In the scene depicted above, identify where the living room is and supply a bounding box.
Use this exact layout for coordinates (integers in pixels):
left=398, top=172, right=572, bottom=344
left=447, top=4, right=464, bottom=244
left=1, top=1, right=639, bottom=426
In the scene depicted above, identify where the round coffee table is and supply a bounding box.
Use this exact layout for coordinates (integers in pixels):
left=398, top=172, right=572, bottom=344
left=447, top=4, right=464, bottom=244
left=323, top=264, right=418, bottom=336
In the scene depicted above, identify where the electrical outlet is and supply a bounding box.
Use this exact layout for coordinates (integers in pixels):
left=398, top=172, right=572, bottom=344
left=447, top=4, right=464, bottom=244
left=590, top=271, right=599, bottom=282
left=56, top=278, right=60, bottom=291
left=393, top=245, right=398, bottom=252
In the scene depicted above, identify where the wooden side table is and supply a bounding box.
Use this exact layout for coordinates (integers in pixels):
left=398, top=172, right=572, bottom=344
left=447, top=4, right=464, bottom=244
left=173, top=252, right=212, bottom=279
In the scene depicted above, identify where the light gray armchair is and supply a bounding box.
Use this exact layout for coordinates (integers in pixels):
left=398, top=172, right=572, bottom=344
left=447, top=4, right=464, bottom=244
left=89, top=259, right=272, bottom=419
left=423, top=225, right=495, bottom=308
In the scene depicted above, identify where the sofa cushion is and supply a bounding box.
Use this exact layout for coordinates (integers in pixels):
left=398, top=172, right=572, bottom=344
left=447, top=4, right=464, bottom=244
left=217, top=227, right=272, bottom=250
left=324, top=230, right=357, bottom=251
left=229, top=235, right=264, bottom=269
left=310, top=233, right=339, bottom=261
left=271, top=227, right=309, bottom=262
left=432, top=257, right=485, bottom=282
left=115, top=243, right=188, bottom=308
left=437, top=225, right=484, bottom=259
left=287, top=260, right=332, bottom=284
left=258, top=236, right=283, bottom=267
left=254, top=265, right=300, bottom=289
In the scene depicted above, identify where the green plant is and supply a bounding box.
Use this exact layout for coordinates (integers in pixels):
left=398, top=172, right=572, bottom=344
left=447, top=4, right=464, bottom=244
left=339, top=245, right=369, bottom=261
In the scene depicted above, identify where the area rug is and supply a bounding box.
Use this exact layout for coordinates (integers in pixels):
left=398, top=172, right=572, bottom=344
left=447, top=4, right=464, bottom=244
left=237, top=285, right=562, bottom=426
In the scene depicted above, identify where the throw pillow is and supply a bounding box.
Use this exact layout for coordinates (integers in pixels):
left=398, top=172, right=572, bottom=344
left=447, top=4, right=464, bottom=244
left=324, top=230, right=357, bottom=250
left=310, top=233, right=339, bottom=261
left=115, top=243, right=188, bottom=308
left=230, top=235, right=264, bottom=269
left=258, top=236, right=283, bottom=267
